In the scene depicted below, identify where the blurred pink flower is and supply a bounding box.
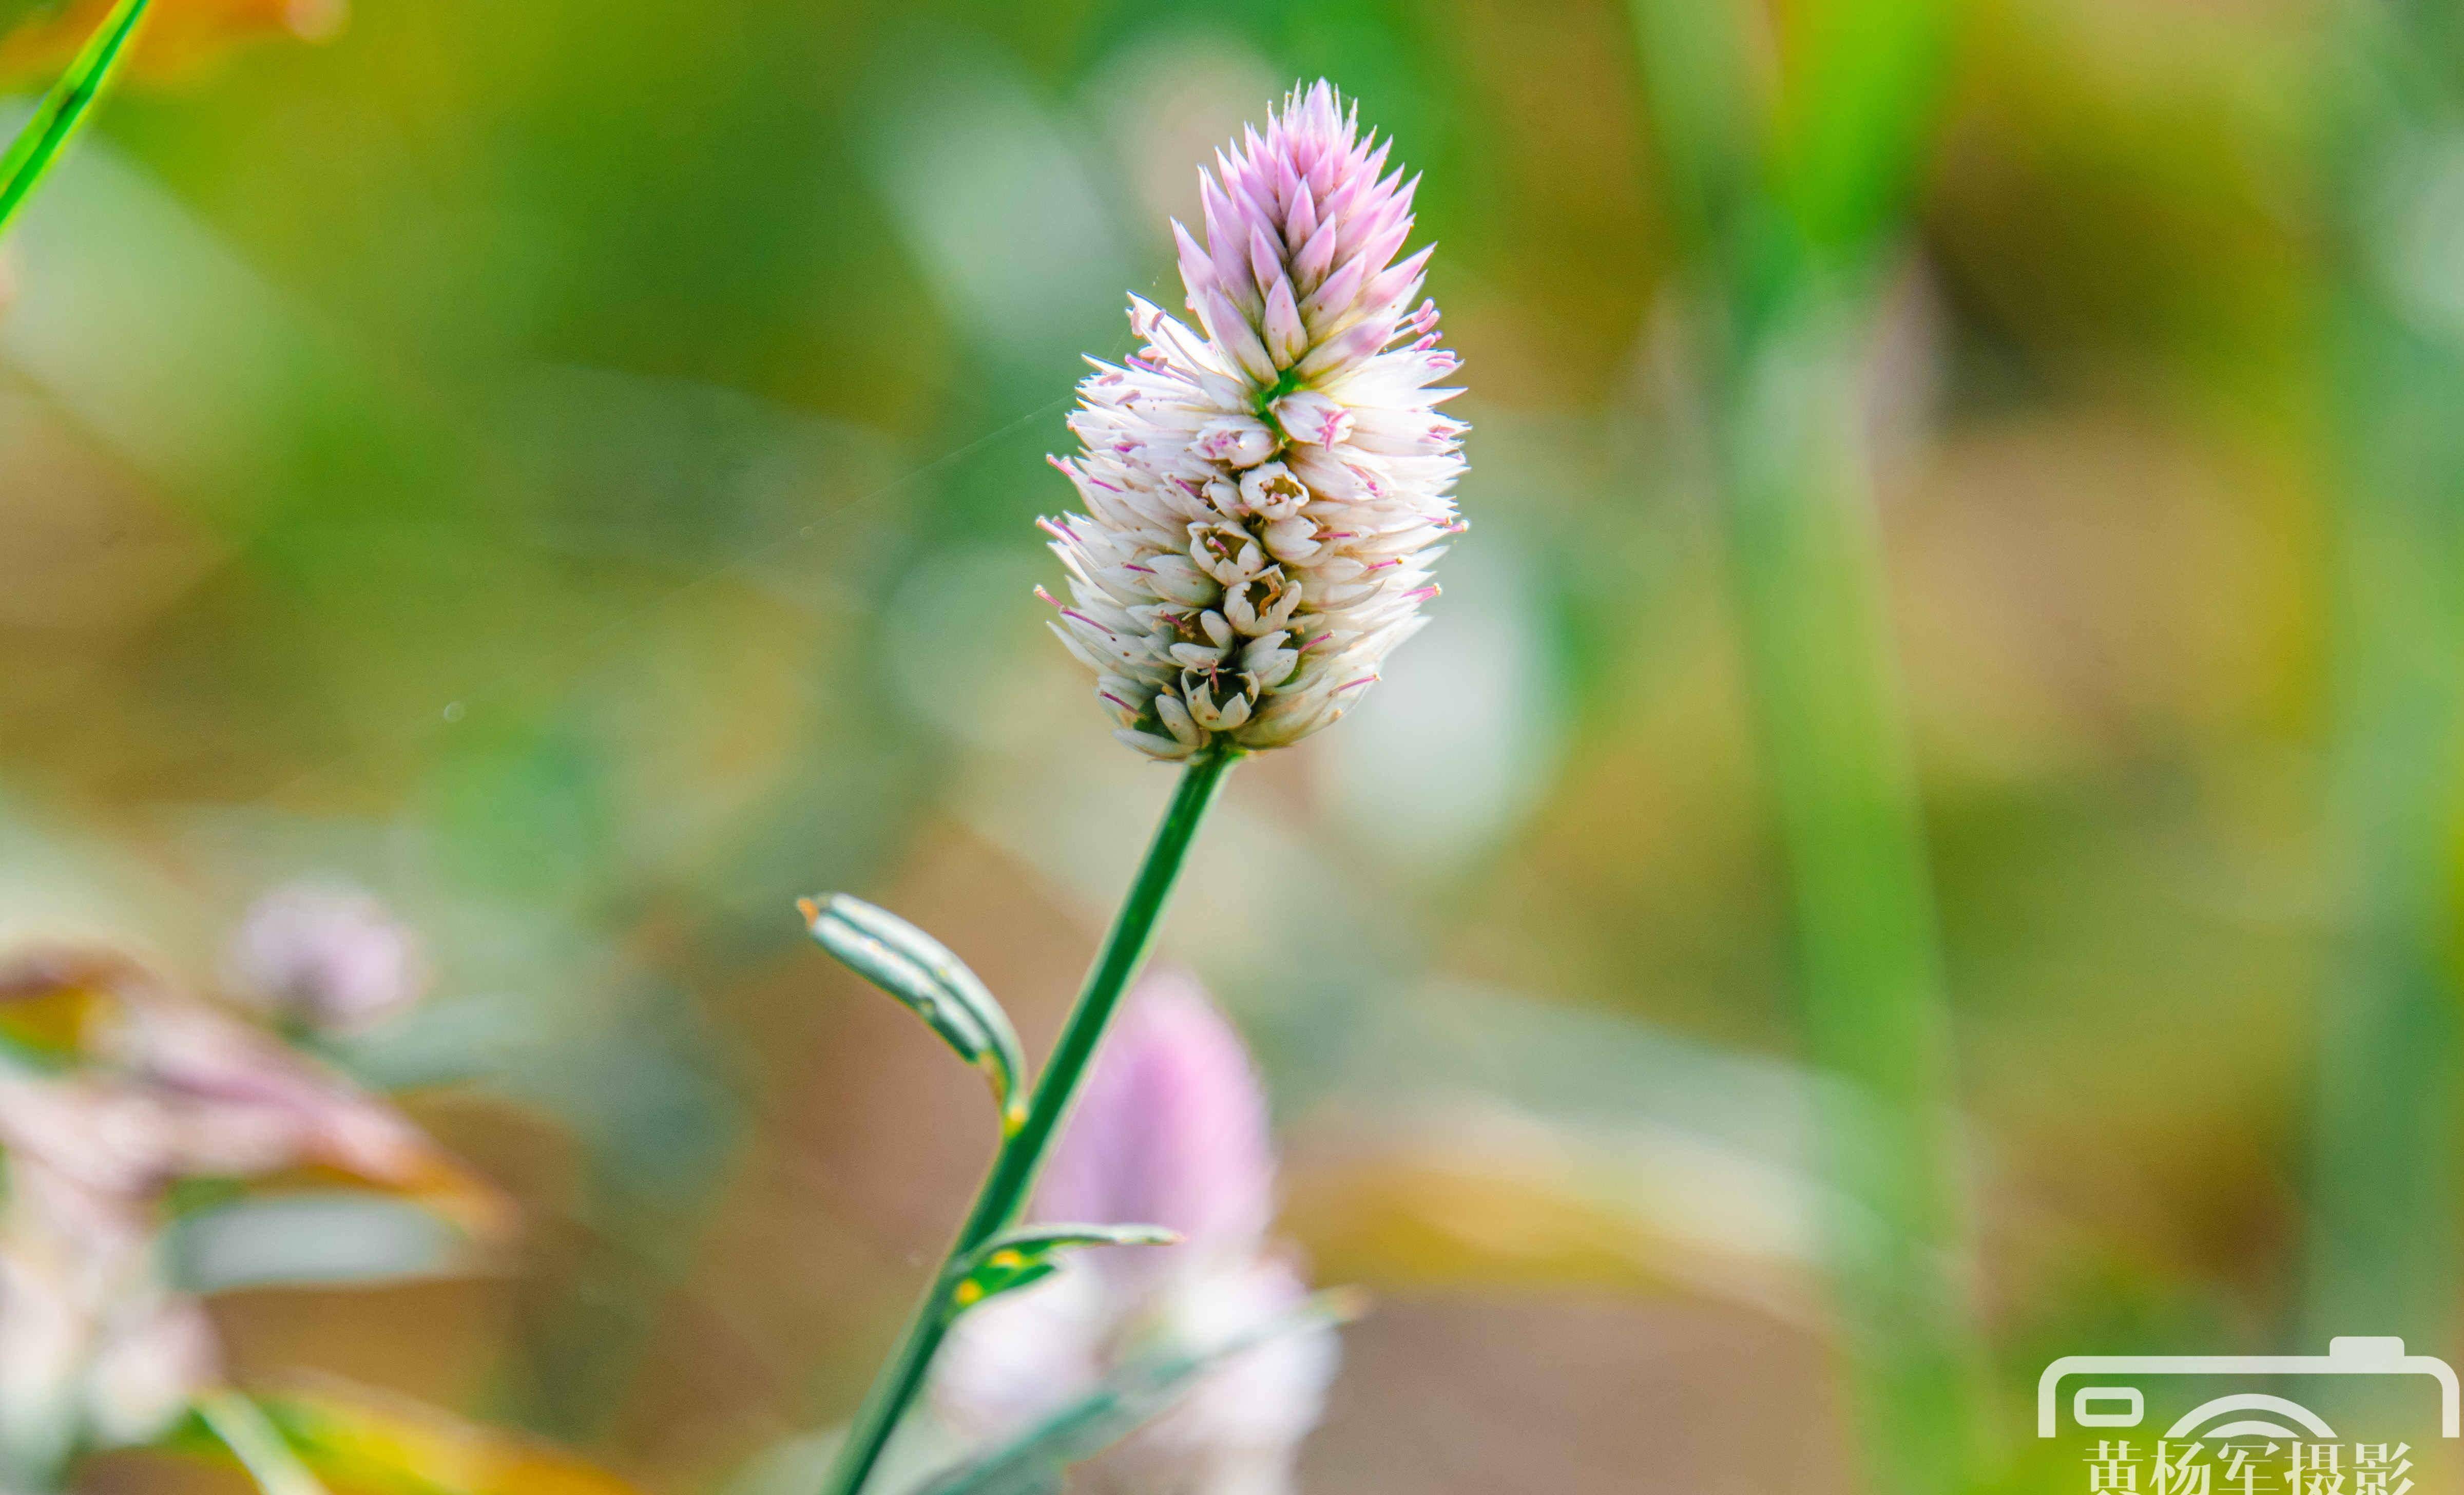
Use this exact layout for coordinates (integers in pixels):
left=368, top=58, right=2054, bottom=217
left=0, top=955, right=441, bottom=1199
left=0, top=1154, right=216, bottom=1467
left=0, top=944, right=503, bottom=1471
left=935, top=970, right=1337, bottom=1494
left=1035, top=970, right=1277, bottom=1266
left=227, top=881, right=429, bottom=1033
left=1044, top=80, right=1467, bottom=761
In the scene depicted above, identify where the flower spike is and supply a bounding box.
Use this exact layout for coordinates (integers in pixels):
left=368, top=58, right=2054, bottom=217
left=1044, top=80, right=1466, bottom=760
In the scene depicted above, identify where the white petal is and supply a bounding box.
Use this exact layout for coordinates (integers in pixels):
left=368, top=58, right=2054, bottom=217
left=1154, top=691, right=1205, bottom=748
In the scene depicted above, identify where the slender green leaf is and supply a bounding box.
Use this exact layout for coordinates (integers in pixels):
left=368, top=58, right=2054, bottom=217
left=946, top=1222, right=1179, bottom=1317
left=0, top=0, right=153, bottom=241
left=980, top=1223, right=1179, bottom=1255
left=164, top=1192, right=469, bottom=1292
left=915, top=1291, right=1361, bottom=1495
left=800, top=894, right=1028, bottom=1129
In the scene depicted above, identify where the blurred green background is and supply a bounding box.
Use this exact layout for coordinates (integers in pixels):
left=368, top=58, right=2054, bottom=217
left=5, top=0, right=2461, bottom=1489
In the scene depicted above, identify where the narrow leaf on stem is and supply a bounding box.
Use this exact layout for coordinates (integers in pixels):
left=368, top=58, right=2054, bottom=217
left=801, top=894, right=1029, bottom=1130
left=947, top=1223, right=1180, bottom=1316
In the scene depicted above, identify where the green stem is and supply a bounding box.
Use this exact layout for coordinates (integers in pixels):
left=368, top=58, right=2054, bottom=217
left=1628, top=0, right=1977, bottom=1482
left=1719, top=276, right=1980, bottom=1495
left=2300, top=0, right=2464, bottom=1373
left=0, top=0, right=156, bottom=241
left=819, top=750, right=1240, bottom=1495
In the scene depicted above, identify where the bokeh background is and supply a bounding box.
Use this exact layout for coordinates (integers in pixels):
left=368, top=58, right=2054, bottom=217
left=5, top=0, right=2460, bottom=1489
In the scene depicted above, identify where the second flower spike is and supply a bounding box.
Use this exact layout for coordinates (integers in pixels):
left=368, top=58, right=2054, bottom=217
left=934, top=970, right=1339, bottom=1495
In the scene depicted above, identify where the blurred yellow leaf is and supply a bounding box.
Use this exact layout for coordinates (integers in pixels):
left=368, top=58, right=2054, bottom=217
left=0, top=977, right=103, bottom=1060
left=0, top=0, right=338, bottom=86
left=251, top=1383, right=644, bottom=1495
left=1281, top=1103, right=1827, bottom=1327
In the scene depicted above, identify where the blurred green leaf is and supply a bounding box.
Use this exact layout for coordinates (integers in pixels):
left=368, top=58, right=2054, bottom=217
left=192, top=1392, right=331, bottom=1495
left=1626, top=0, right=1762, bottom=255
left=164, top=1193, right=469, bottom=1292
left=1771, top=0, right=1953, bottom=257
left=913, top=1291, right=1361, bottom=1495
left=947, top=1222, right=1179, bottom=1317
left=1628, top=2, right=1981, bottom=1490
left=2301, top=0, right=2464, bottom=1368
left=0, top=0, right=67, bottom=38
left=801, top=892, right=1028, bottom=1129
left=0, top=0, right=148, bottom=240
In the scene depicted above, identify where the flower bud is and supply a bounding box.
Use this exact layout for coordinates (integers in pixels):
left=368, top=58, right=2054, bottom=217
left=227, top=881, right=427, bottom=1032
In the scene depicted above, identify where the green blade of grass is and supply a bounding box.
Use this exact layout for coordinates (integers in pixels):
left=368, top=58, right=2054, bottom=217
left=0, top=0, right=155, bottom=241
left=1627, top=2, right=1982, bottom=1490
left=1717, top=285, right=1982, bottom=1495
left=2301, top=0, right=2464, bottom=1395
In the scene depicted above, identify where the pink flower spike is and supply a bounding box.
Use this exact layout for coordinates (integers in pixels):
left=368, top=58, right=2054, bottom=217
left=1035, top=79, right=1465, bottom=759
